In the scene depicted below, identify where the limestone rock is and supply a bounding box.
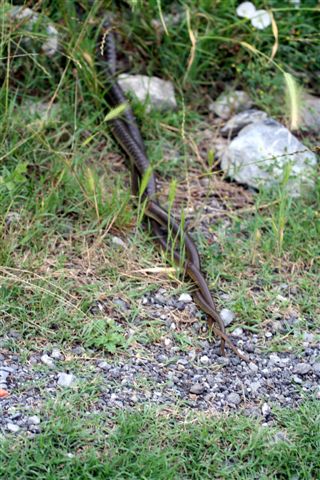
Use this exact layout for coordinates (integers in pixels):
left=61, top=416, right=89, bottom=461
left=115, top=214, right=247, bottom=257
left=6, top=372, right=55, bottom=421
left=118, top=74, right=177, bottom=112
left=220, top=119, right=317, bottom=195
left=209, top=90, right=253, bottom=120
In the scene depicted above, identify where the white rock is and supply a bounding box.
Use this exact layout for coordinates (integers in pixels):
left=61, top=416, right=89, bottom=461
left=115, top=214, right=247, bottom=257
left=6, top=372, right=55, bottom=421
left=248, top=362, right=259, bottom=373
left=57, top=372, right=75, bottom=387
left=210, top=90, right=252, bottom=120
left=112, top=236, right=126, bottom=249
left=27, top=415, right=40, bottom=425
left=221, top=119, right=317, bottom=196
left=200, top=355, right=210, bottom=365
left=51, top=349, right=63, bottom=360
left=220, top=308, right=235, bottom=327
left=262, top=402, right=271, bottom=416
left=221, top=109, right=268, bottom=137
left=41, top=354, right=55, bottom=368
left=164, top=338, right=172, bottom=347
left=231, top=327, right=243, bottom=337
left=178, top=293, right=193, bottom=303
left=6, top=423, right=20, bottom=433
left=118, top=74, right=177, bottom=112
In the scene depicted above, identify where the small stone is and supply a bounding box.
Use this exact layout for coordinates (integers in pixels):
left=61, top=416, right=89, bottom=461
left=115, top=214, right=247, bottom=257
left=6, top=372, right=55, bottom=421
left=262, top=403, right=271, bottom=416
left=164, top=338, right=172, bottom=347
left=220, top=308, right=235, bottom=327
left=200, top=355, right=210, bottom=365
left=292, top=375, right=303, bottom=384
left=27, top=416, right=40, bottom=426
left=41, top=354, right=55, bottom=368
left=114, top=298, right=129, bottom=311
left=190, top=383, right=206, bottom=395
left=232, top=327, right=243, bottom=337
left=265, top=332, right=273, bottom=338
left=51, top=349, right=63, bottom=360
left=57, top=372, right=75, bottom=388
left=178, top=293, right=193, bottom=303
left=294, top=363, right=311, bottom=375
left=111, top=236, right=126, bottom=249
left=6, top=423, right=20, bottom=433
left=248, top=362, right=259, bottom=373
left=97, top=361, right=110, bottom=370
left=227, top=392, right=241, bottom=405
left=303, top=332, right=314, bottom=343
left=250, top=381, right=261, bottom=394
left=0, top=370, right=9, bottom=381
left=312, top=363, right=320, bottom=377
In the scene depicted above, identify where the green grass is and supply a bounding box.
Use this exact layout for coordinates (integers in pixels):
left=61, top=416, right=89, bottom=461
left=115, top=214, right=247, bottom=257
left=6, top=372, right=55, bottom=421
left=0, top=1, right=319, bottom=478
left=0, top=396, right=319, bottom=479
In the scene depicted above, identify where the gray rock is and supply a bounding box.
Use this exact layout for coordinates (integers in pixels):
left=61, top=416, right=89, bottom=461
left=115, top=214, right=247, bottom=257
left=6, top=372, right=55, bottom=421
left=232, top=327, right=243, bottom=337
left=300, top=93, right=320, bottom=131
left=51, top=349, right=63, bottom=360
left=248, top=362, right=259, bottom=373
left=312, top=363, right=320, bottom=377
left=6, top=423, right=20, bottom=433
left=41, top=354, right=55, bottom=368
left=57, top=372, right=75, bottom=388
left=0, top=370, right=9, bottom=381
left=221, top=109, right=268, bottom=137
left=220, top=308, right=235, bottom=327
left=210, top=90, right=253, bottom=120
left=294, top=363, right=311, bottom=375
left=190, top=383, right=206, bottom=395
left=178, top=293, right=193, bottom=303
left=220, top=119, right=317, bottom=196
left=118, top=74, right=177, bottom=112
left=27, top=415, right=40, bottom=425
left=227, top=392, right=241, bottom=405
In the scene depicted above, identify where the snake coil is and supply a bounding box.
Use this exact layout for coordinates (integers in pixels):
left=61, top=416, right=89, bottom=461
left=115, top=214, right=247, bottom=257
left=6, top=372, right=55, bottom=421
left=98, top=22, right=247, bottom=361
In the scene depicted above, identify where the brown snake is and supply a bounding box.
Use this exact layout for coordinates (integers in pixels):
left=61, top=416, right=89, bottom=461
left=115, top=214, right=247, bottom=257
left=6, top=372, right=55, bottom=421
left=98, top=22, right=247, bottom=361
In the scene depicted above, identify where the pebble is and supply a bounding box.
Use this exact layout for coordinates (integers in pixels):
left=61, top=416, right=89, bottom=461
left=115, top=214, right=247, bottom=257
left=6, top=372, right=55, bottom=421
left=227, top=392, right=241, bottom=405
left=97, top=361, right=110, bottom=371
left=262, top=403, right=271, bottom=416
left=220, top=308, right=235, bottom=327
left=178, top=293, right=193, bottom=303
left=6, top=423, right=20, bottom=433
left=57, top=373, right=75, bottom=388
left=248, top=362, right=259, bottom=373
left=27, top=416, right=40, bottom=426
left=294, top=363, right=311, bottom=375
left=190, top=383, right=206, bottom=395
left=41, top=354, right=55, bottom=368
left=200, top=355, right=210, bottom=365
left=312, top=363, right=320, bottom=377
left=232, top=327, right=243, bottom=337
left=51, top=349, right=63, bottom=360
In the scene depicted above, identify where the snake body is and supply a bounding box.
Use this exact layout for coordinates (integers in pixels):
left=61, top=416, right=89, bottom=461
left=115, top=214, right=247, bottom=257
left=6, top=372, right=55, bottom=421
left=99, top=24, right=247, bottom=360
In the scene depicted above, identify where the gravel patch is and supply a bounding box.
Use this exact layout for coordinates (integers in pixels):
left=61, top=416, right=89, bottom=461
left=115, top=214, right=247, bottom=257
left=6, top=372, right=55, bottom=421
left=1, top=290, right=319, bottom=435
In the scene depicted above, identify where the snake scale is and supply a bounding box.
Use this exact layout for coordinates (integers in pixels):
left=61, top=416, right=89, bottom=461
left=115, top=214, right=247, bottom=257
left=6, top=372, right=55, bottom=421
left=98, top=22, right=247, bottom=361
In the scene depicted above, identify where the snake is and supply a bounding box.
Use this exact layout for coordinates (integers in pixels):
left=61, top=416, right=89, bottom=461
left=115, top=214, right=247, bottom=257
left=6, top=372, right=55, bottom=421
left=98, top=22, right=247, bottom=361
